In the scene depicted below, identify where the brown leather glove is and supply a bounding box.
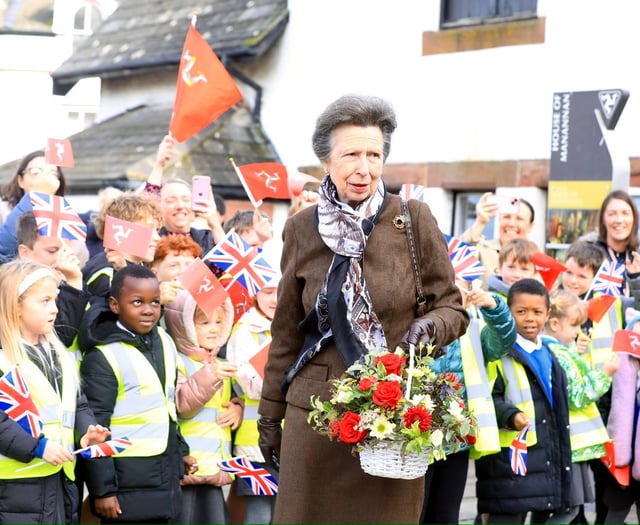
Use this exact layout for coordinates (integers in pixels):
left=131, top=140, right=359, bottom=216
left=401, top=317, right=446, bottom=358
left=257, top=416, right=282, bottom=470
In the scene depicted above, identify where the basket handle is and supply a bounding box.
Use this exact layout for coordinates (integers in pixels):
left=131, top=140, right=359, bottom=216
left=405, top=343, right=415, bottom=399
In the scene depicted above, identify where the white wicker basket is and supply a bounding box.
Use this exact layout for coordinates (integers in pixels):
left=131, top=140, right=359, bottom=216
left=359, top=441, right=429, bottom=480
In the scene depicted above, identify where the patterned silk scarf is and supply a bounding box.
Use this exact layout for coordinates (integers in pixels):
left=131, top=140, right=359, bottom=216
left=283, top=176, right=388, bottom=391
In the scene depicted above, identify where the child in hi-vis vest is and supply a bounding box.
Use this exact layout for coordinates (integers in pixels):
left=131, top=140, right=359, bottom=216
left=0, top=260, right=108, bottom=523
left=165, top=289, right=242, bottom=524
left=543, top=289, right=619, bottom=523
left=476, top=278, right=573, bottom=524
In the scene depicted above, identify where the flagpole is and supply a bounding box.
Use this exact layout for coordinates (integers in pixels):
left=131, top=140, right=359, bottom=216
left=229, top=157, right=263, bottom=208
left=14, top=446, right=88, bottom=473
left=582, top=260, right=606, bottom=302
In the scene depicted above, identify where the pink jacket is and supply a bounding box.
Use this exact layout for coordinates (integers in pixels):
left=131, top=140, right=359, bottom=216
left=607, top=351, right=640, bottom=480
left=164, top=290, right=241, bottom=485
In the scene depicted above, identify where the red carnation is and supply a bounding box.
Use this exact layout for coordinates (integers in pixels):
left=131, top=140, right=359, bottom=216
left=374, top=353, right=406, bottom=376
left=358, top=377, right=376, bottom=391
left=336, top=411, right=368, bottom=444
left=372, top=381, right=403, bottom=408
left=465, top=434, right=477, bottom=445
left=403, top=406, right=433, bottom=432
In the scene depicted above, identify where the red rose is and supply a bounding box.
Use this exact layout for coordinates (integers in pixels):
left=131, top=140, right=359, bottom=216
left=465, top=434, right=477, bottom=445
left=374, top=353, right=406, bottom=376
left=358, top=377, right=376, bottom=391
left=372, top=381, right=403, bottom=408
left=403, top=406, right=433, bottom=432
left=336, top=411, right=368, bottom=444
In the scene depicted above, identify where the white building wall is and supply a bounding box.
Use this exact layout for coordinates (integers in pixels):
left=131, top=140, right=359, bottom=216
left=239, top=0, right=640, bottom=174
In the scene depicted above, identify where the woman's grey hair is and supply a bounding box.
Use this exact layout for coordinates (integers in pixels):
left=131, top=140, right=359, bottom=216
left=311, top=94, right=397, bottom=163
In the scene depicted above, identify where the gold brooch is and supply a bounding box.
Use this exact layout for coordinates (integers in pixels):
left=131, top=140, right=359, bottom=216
left=393, top=215, right=406, bottom=230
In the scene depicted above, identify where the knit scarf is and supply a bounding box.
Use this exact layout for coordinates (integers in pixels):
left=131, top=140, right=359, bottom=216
left=282, top=176, right=387, bottom=390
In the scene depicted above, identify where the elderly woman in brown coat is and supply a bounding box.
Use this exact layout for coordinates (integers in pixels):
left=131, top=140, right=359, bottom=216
left=258, top=94, right=469, bottom=524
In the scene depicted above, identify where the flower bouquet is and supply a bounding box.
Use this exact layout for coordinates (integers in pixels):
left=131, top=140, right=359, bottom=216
left=308, top=344, right=476, bottom=479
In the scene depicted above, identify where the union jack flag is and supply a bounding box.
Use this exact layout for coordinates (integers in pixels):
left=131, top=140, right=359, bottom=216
left=443, top=234, right=472, bottom=258
left=509, top=426, right=529, bottom=476
left=29, top=192, right=87, bottom=241
left=0, top=366, right=42, bottom=438
left=443, top=234, right=485, bottom=281
left=400, top=184, right=428, bottom=203
left=204, top=230, right=277, bottom=296
left=78, top=437, right=132, bottom=459
left=591, top=259, right=625, bottom=297
left=218, top=456, right=278, bottom=495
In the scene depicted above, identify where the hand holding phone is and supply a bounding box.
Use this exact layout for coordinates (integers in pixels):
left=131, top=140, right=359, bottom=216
left=489, top=194, right=519, bottom=214
left=191, top=175, right=211, bottom=212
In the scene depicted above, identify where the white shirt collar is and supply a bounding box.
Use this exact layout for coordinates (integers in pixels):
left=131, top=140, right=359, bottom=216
left=516, top=333, right=542, bottom=354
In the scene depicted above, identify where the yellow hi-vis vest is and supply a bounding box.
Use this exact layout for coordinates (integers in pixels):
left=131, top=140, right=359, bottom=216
left=232, top=329, right=269, bottom=451
left=588, top=297, right=622, bottom=370
left=460, top=318, right=500, bottom=459
left=0, top=349, right=78, bottom=480
left=568, top=402, right=609, bottom=453
left=176, top=354, right=232, bottom=476
left=487, top=356, right=538, bottom=448
left=96, top=328, right=177, bottom=457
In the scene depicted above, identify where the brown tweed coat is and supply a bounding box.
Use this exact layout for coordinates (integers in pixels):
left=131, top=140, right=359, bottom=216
left=259, top=194, right=469, bottom=524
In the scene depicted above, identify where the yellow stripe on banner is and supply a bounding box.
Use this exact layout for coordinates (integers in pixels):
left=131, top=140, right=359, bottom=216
left=548, top=181, right=613, bottom=209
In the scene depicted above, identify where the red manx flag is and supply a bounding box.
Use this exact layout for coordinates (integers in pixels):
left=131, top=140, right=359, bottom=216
left=103, top=216, right=155, bottom=259
left=586, top=294, right=617, bottom=324
left=249, top=339, right=271, bottom=380
left=600, top=440, right=630, bottom=486
left=613, top=329, right=640, bottom=358
left=531, top=252, right=566, bottom=291
left=235, top=162, right=290, bottom=205
left=179, top=258, right=229, bottom=317
left=169, top=23, right=243, bottom=143
left=45, top=138, right=74, bottom=168
left=226, top=279, right=252, bottom=324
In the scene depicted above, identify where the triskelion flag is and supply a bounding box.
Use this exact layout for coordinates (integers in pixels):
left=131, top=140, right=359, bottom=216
left=0, top=366, right=42, bottom=438
left=234, top=162, right=290, bottom=204
left=509, top=426, right=529, bottom=476
left=591, top=260, right=625, bottom=297
left=29, top=192, right=87, bottom=241
left=218, top=456, right=278, bottom=495
left=179, top=257, right=230, bottom=317
left=45, top=138, right=74, bottom=168
left=78, top=437, right=133, bottom=459
left=169, top=21, right=242, bottom=143
left=204, top=230, right=277, bottom=296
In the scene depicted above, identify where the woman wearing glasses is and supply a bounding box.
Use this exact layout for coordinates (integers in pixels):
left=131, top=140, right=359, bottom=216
left=0, top=150, right=66, bottom=225
left=0, top=151, right=67, bottom=263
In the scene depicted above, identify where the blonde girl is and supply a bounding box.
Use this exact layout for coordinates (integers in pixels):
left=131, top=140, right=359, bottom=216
left=540, top=289, right=618, bottom=524
left=0, top=260, right=108, bottom=523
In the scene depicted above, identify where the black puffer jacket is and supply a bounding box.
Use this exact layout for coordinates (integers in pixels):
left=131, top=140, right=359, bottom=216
left=475, top=344, right=572, bottom=515
left=78, top=299, right=187, bottom=523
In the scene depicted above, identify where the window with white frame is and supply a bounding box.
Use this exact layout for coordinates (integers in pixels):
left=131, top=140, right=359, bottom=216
left=453, top=191, right=495, bottom=239
left=441, top=0, right=537, bottom=28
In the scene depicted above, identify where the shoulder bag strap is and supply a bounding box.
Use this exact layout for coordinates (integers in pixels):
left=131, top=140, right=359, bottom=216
left=401, top=199, right=428, bottom=317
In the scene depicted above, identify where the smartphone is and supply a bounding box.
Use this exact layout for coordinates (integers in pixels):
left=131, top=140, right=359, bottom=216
left=490, top=194, right=519, bottom=214
left=191, top=175, right=211, bottom=212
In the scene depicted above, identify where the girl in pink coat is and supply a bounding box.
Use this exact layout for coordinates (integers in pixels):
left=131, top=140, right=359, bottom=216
left=164, top=290, right=243, bottom=524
